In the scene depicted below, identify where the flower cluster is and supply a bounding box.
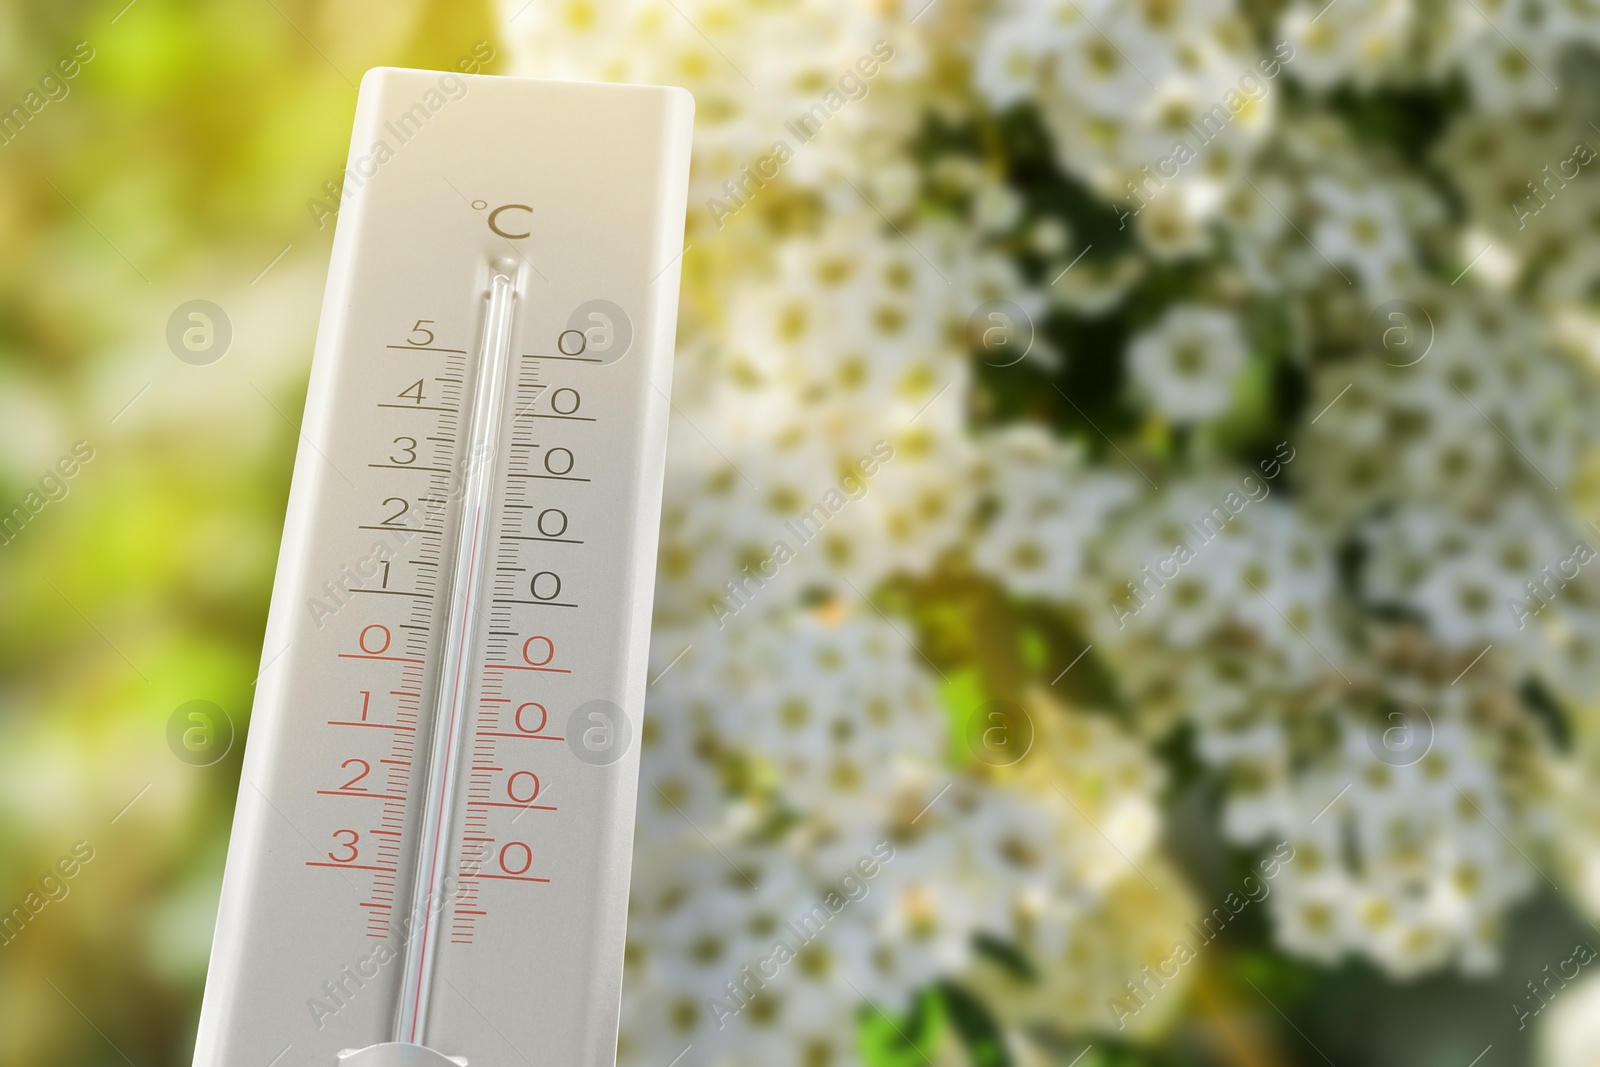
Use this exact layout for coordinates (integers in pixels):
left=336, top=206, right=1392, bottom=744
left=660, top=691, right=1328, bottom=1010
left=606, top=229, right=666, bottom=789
left=507, top=0, right=1600, bottom=1059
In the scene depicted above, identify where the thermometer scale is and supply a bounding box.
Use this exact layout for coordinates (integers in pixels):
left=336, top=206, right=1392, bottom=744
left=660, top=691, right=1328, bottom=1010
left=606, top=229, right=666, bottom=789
left=194, top=69, right=693, bottom=1066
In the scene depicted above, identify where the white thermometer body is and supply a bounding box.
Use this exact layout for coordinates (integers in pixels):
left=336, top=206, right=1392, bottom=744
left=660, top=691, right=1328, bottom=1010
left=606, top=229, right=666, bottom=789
left=193, top=68, right=693, bottom=1066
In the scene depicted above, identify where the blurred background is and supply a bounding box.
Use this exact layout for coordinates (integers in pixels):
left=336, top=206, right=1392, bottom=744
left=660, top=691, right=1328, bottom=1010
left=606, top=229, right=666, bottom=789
left=4, top=0, right=1600, bottom=1065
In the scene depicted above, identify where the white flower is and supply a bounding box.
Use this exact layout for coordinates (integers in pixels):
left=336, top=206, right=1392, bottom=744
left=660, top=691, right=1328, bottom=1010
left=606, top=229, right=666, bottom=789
left=974, top=180, right=1024, bottom=234
left=1539, top=973, right=1600, bottom=1067
left=1030, top=217, right=1071, bottom=257
left=1127, top=304, right=1249, bottom=420
left=691, top=607, right=946, bottom=814
left=1279, top=0, right=1415, bottom=90
left=974, top=17, right=1050, bottom=107
left=1307, top=175, right=1414, bottom=291
left=1459, top=25, right=1560, bottom=116
left=970, top=427, right=1138, bottom=599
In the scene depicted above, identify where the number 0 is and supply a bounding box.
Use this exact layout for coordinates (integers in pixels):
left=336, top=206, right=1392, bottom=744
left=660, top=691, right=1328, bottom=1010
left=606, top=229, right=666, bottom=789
left=499, top=842, right=534, bottom=876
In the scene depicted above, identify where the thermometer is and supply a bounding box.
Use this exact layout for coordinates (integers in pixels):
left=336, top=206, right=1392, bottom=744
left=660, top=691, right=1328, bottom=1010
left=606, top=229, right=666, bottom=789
left=193, top=69, right=694, bottom=1067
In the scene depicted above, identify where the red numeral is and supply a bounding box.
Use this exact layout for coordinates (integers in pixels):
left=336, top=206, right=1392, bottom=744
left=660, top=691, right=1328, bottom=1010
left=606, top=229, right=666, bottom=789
left=340, top=759, right=371, bottom=791
left=499, top=842, right=533, bottom=876
left=329, top=829, right=360, bottom=864
left=522, top=636, right=554, bottom=667
left=514, top=702, right=549, bottom=735
left=359, top=625, right=392, bottom=656
left=507, top=772, right=541, bottom=804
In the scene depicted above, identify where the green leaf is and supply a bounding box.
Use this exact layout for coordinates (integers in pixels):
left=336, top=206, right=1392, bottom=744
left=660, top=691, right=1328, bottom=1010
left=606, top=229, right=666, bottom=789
left=974, top=933, right=1040, bottom=983
left=938, top=981, right=1012, bottom=1067
left=860, top=987, right=945, bottom=1067
left=938, top=665, right=990, bottom=765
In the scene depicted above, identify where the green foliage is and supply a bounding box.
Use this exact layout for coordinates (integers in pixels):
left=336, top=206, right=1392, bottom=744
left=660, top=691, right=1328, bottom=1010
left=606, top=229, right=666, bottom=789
left=0, top=2, right=498, bottom=1063
left=860, top=987, right=948, bottom=1067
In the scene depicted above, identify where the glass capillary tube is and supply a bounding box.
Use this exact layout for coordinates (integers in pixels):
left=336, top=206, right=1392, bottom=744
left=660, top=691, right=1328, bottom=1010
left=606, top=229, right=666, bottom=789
left=395, top=268, right=517, bottom=1047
